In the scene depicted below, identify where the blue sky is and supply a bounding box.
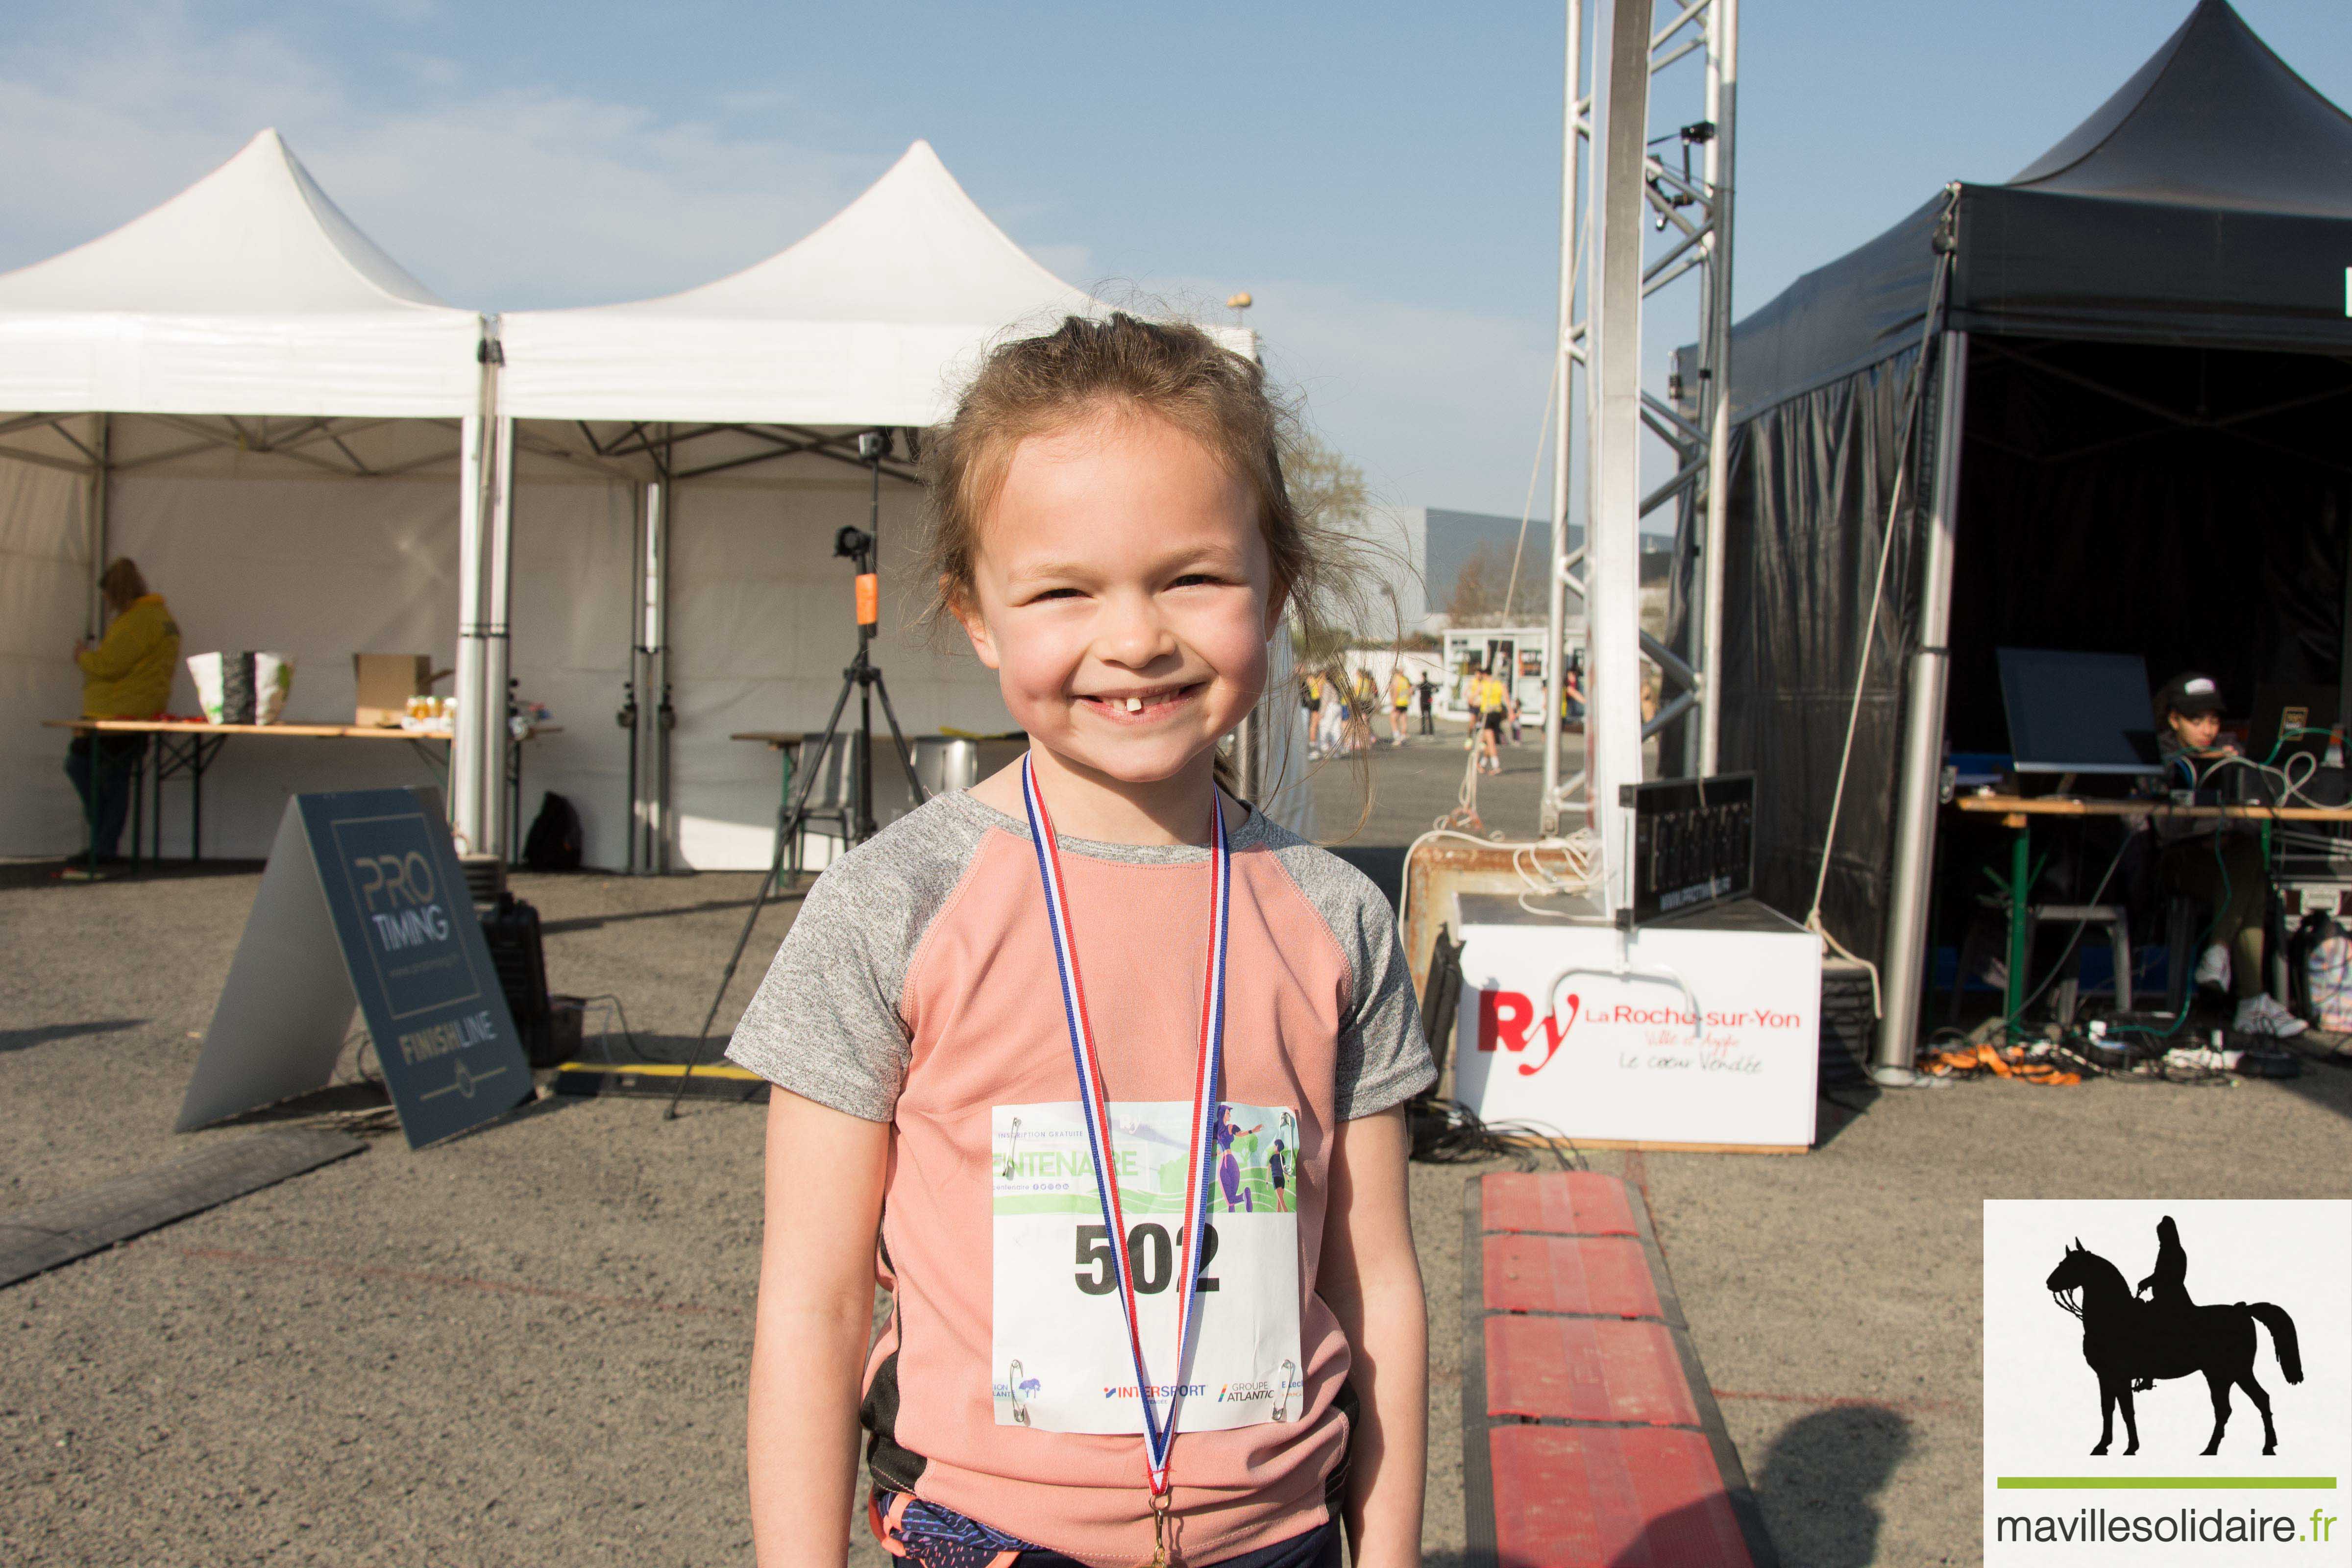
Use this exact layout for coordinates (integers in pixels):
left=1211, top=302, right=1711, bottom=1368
left=5, top=1, right=2348, bottom=518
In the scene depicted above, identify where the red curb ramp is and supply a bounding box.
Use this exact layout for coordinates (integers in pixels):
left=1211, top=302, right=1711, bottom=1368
left=1483, top=1233, right=1663, bottom=1321
left=1491, top=1426, right=1754, bottom=1568
left=1481, top=1171, right=1641, bottom=1238
left=1485, top=1317, right=1699, bottom=1427
left=1462, top=1172, right=1777, bottom=1568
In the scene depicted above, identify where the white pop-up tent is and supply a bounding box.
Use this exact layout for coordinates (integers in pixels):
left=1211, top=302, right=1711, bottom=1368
left=500, top=139, right=1115, bottom=426
left=0, top=129, right=502, bottom=859
left=493, top=141, right=1295, bottom=871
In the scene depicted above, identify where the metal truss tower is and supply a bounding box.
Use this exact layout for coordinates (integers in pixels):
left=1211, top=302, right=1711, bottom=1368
left=1540, top=0, right=1739, bottom=909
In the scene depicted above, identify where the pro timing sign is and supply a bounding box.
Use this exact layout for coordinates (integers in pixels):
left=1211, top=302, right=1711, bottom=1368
left=177, top=787, right=530, bottom=1150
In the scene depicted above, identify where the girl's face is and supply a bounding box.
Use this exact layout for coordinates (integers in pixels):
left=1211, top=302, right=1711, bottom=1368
left=2169, top=709, right=2221, bottom=750
left=956, top=406, right=1283, bottom=790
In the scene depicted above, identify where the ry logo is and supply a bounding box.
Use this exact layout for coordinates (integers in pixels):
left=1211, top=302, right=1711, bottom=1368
left=1477, top=989, right=1579, bottom=1076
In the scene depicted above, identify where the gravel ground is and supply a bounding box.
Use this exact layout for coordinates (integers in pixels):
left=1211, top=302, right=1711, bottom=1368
left=5, top=735, right=2350, bottom=1567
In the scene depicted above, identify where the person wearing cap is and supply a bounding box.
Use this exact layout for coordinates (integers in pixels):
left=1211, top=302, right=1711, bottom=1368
left=2155, top=673, right=2230, bottom=778
left=2151, top=671, right=2303, bottom=1037
left=61, top=559, right=179, bottom=879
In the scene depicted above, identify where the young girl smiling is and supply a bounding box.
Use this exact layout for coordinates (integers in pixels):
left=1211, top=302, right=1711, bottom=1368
left=728, top=315, right=1433, bottom=1568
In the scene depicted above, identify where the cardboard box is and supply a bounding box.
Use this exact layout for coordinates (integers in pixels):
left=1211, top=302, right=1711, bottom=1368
left=354, top=653, right=441, bottom=727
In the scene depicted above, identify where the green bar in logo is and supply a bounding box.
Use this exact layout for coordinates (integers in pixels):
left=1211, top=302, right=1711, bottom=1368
left=1997, top=1477, right=2338, bottom=1491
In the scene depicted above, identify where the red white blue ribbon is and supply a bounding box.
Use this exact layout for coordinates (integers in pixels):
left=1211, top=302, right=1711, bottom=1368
left=1019, top=754, right=1229, bottom=1498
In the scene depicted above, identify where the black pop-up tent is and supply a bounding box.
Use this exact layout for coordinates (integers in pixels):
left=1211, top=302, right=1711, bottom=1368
left=1686, top=0, right=2352, bottom=1065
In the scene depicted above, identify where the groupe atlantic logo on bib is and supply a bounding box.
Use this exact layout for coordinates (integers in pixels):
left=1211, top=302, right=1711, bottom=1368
left=1982, top=1200, right=2352, bottom=1565
left=1215, top=1361, right=1300, bottom=1421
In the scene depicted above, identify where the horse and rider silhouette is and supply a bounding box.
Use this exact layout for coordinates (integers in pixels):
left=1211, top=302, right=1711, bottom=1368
left=2046, top=1218, right=2302, bottom=1457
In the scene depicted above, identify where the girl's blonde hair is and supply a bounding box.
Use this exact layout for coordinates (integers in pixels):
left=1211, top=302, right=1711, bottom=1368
left=926, top=314, right=1334, bottom=614
left=921, top=313, right=1375, bottom=804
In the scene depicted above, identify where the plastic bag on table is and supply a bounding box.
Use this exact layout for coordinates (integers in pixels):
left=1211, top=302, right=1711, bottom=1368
left=183, top=651, right=295, bottom=724
left=251, top=653, right=294, bottom=724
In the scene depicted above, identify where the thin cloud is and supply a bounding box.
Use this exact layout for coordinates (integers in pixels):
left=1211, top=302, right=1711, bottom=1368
left=1210, top=278, right=1557, bottom=518
left=0, top=6, right=884, bottom=307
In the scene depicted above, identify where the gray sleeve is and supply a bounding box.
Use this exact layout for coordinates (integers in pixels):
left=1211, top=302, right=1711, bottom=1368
left=722, top=799, right=981, bottom=1122
left=1266, top=836, right=1436, bottom=1119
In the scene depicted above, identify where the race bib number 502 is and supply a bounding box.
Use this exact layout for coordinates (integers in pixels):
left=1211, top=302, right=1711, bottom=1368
left=991, top=1100, right=1304, bottom=1434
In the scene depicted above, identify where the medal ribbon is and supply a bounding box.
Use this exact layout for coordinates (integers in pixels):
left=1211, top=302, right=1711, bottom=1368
left=1019, top=755, right=1228, bottom=1499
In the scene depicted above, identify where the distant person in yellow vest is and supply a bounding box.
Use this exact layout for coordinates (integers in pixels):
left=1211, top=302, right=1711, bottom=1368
left=1349, top=667, right=1377, bottom=755
left=1475, top=668, right=1509, bottom=775
left=1387, top=667, right=1412, bottom=746
left=63, top=558, right=179, bottom=877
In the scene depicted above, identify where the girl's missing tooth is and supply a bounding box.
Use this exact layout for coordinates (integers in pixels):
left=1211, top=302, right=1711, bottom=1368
left=729, top=314, right=1433, bottom=1568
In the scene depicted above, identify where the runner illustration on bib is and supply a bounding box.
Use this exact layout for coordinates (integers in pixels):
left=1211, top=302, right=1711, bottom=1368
left=991, top=1099, right=1302, bottom=1433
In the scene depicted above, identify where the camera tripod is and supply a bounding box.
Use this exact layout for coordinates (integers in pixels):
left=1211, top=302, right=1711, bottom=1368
left=669, top=431, right=927, bottom=1116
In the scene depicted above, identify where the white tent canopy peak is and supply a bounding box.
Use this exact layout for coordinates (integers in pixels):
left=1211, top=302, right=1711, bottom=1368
left=0, top=128, right=482, bottom=419
left=497, top=139, right=1251, bottom=427
left=568, top=139, right=1092, bottom=328
left=0, top=128, right=457, bottom=317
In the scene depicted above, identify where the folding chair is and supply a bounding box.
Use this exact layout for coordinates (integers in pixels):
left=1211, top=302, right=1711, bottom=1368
left=785, top=731, right=862, bottom=877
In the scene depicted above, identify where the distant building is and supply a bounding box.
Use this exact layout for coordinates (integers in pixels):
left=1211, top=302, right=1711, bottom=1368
left=1338, top=505, right=1679, bottom=637
left=1425, top=508, right=1575, bottom=623
left=1349, top=506, right=1585, bottom=637
left=1329, top=505, right=1426, bottom=639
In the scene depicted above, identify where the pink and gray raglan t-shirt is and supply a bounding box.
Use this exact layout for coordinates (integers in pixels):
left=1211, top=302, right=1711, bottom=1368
left=725, top=787, right=1433, bottom=1568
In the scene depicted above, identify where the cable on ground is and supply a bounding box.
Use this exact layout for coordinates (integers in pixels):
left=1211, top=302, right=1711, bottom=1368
left=1407, top=1093, right=1588, bottom=1172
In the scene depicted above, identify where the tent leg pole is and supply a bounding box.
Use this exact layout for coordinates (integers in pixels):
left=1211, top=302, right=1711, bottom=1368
left=1875, top=330, right=1969, bottom=1079
left=625, top=484, right=644, bottom=879
left=451, top=412, right=490, bottom=855
left=647, top=460, right=672, bottom=874
left=1582, top=0, right=1656, bottom=908
left=87, top=415, right=110, bottom=641
left=484, top=415, right=516, bottom=863
left=1696, top=0, right=1736, bottom=776
left=1540, top=0, right=1584, bottom=838
left=633, top=479, right=664, bottom=876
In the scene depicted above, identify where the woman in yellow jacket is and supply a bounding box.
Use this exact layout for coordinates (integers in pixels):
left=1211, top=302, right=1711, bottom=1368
left=63, top=558, right=179, bottom=875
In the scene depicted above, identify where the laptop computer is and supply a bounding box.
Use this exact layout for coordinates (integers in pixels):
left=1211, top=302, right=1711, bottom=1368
left=1995, top=648, right=2164, bottom=777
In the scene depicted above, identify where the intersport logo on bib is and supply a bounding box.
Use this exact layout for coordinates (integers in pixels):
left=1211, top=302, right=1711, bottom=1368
left=1102, top=1382, right=1204, bottom=1401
